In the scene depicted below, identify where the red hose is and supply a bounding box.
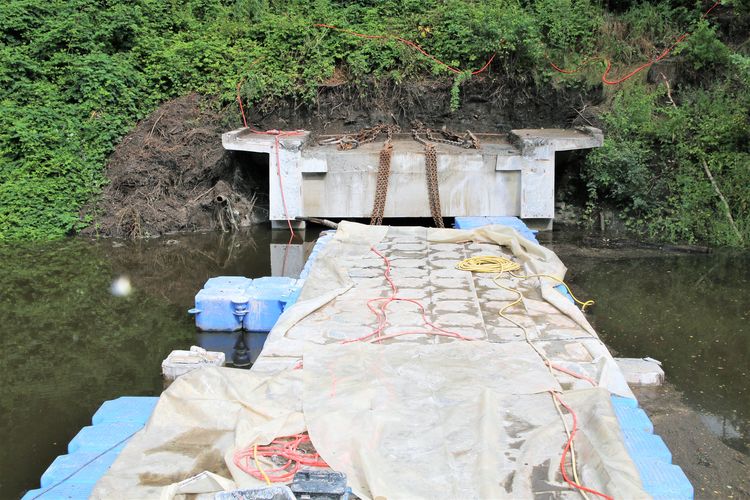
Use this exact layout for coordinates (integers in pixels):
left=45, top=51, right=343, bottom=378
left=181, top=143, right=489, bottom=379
left=553, top=393, right=615, bottom=500
left=342, top=246, right=475, bottom=345
left=550, top=1, right=720, bottom=85
left=234, top=433, right=329, bottom=482
left=314, top=24, right=496, bottom=75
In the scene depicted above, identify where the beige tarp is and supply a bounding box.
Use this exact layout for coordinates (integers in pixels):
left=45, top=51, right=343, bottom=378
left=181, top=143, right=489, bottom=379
left=92, top=222, right=647, bottom=499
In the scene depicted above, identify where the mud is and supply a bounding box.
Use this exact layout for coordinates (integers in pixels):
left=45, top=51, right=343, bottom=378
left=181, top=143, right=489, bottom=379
left=89, top=77, right=602, bottom=238
left=87, top=94, right=263, bottom=238
left=634, top=384, right=750, bottom=499
left=138, top=448, right=230, bottom=487
left=139, top=428, right=232, bottom=486
left=247, top=76, right=603, bottom=134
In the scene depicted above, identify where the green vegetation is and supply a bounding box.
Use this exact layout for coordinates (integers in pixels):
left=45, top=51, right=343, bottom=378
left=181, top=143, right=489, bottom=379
left=0, top=0, right=747, bottom=245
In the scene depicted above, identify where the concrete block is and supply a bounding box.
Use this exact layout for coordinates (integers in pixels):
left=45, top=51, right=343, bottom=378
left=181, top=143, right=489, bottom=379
left=161, top=346, right=225, bottom=381
left=216, top=485, right=296, bottom=500
left=92, top=397, right=158, bottom=425
left=616, top=357, right=665, bottom=386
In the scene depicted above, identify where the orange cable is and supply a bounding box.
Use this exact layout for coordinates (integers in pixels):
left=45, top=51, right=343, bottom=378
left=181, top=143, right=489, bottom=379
left=549, top=1, right=721, bottom=85
left=314, top=23, right=496, bottom=75
left=554, top=393, right=615, bottom=500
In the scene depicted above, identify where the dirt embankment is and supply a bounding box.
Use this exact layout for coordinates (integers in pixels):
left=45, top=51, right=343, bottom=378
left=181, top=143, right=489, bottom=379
left=89, top=78, right=602, bottom=237
left=87, top=94, right=262, bottom=238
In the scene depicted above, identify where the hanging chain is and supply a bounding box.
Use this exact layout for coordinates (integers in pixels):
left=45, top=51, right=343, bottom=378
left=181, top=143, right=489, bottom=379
left=322, top=122, right=479, bottom=228
left=411, top=122, right=445, bottom=228
left=424, top=143, right=444, bottom=228
left=370, top=126, right=398, bottom=225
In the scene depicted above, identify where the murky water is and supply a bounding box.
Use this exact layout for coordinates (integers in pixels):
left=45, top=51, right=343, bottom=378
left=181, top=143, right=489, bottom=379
left=545, top=234, right=750, bottom=456
left=0, top=228, right=321, bottom=498
left=1, top=227, right=748, bottom=497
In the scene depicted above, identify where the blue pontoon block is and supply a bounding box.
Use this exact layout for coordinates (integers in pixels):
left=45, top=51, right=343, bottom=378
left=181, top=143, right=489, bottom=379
left=67, top=422, right=143, bottom=454
left=40, top=449, right=120, bottom=488
left=621, top=430, right=673, bottom=463
left=638, top=459, right=694, bottom=500
left=22, top=482, right=95, bottom=500
left=92, top=396, right=158, bottom=426
left=453, top=216, right=539, bottom=244
left=610, top=396, right=693, bottom=500
left=191, top=282, right=251, bottom=331
left=243, top=277, right=303, bottom=332
left=612, top=403, right=654, bottom=434
left=300, top=231, right=335, bottom=279
left=203, top=276, right=253, bottom=289
left=24, top=396, right=157, bottom=500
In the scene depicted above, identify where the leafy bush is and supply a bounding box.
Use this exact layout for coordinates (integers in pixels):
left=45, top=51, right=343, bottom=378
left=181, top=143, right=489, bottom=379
left=0, top=0, right=747, bottom=246
left=582, top=79, right=750, bottom=246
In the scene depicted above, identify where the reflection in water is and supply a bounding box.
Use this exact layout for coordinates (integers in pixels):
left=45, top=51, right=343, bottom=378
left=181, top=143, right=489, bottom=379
left=1, top=227, right=747, bottom=497
left=0, top=228, right=319, bottom=498
left=553, top=246, right=750, bottom=456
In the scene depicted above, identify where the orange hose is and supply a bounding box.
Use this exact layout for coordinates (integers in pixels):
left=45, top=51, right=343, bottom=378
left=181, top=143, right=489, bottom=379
left=314, top=24, right=496, bottom=75
left=550, top=1, right=720, bottom=85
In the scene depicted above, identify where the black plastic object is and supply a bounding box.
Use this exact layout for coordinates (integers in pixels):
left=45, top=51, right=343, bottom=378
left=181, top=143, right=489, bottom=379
left=232, top=332, right=252, bottom=367
left=289, top=471, right=348, bottom=500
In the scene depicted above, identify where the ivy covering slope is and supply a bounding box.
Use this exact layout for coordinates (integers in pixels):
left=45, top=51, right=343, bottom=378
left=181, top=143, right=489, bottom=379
left=0, top=0, right=747, bottom=244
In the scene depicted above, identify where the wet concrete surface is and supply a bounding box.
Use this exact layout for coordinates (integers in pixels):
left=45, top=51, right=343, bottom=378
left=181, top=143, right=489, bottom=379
left=1, top=225, right=748, bottom=498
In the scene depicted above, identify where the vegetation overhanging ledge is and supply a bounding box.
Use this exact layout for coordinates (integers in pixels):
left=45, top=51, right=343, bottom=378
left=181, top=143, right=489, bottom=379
left=0, top=0, right=747, bottom=246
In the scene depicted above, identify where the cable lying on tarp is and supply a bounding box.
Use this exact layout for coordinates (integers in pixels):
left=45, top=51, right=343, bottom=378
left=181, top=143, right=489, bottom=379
left=234, top=433, right=329, bottom=483
left=456, top=255, right=595, bottom=311
left=456, top=253, right=609, bottom=500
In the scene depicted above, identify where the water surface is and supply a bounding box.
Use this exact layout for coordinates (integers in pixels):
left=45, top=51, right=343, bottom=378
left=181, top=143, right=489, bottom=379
left=1, top=227, right=748, bottom=498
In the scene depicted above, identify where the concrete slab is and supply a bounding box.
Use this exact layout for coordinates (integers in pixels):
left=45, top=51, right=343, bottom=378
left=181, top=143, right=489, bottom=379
left=222, top=128, right=603, bottom=228
left=616, top=357, right=666, bottom=386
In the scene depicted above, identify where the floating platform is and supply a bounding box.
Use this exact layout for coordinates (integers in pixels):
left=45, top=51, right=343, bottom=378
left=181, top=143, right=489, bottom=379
left=27, top=218, right=692, bottom=499
left=23, top=397, right=158, bottom=499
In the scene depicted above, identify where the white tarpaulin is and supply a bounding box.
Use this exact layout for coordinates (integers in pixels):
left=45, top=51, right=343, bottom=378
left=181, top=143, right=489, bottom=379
left=92, top=222, right=647, bottom=499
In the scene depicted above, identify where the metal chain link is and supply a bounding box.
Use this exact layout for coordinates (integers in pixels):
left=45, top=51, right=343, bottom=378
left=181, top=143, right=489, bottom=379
left=323, top=122, right=476, bottom=228
left=319, top=124, right=392, bottom=150
left=411, top=123, right=445, bottom=228
left=370, top=139, right=393, bottom=226
left=369, top=125, right=399, bottom=226
left=424, top=143, right=444, bottom=228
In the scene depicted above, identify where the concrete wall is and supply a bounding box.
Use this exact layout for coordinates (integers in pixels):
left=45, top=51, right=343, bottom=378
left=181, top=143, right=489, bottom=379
left=222, top=127, right=603, bottom=228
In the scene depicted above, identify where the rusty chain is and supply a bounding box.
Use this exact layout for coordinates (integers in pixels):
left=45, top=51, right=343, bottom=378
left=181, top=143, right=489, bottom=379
left=370, top=126, right=398, bottom=225
left=412, top=120, right=481, bottom=149
left=322, top=122, right=479, bottom=228
left=411, top=123, right=445, bottom=228
left=319, top=124, right=393, bottom=150
left=424, top=143, right=444, bottom=228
